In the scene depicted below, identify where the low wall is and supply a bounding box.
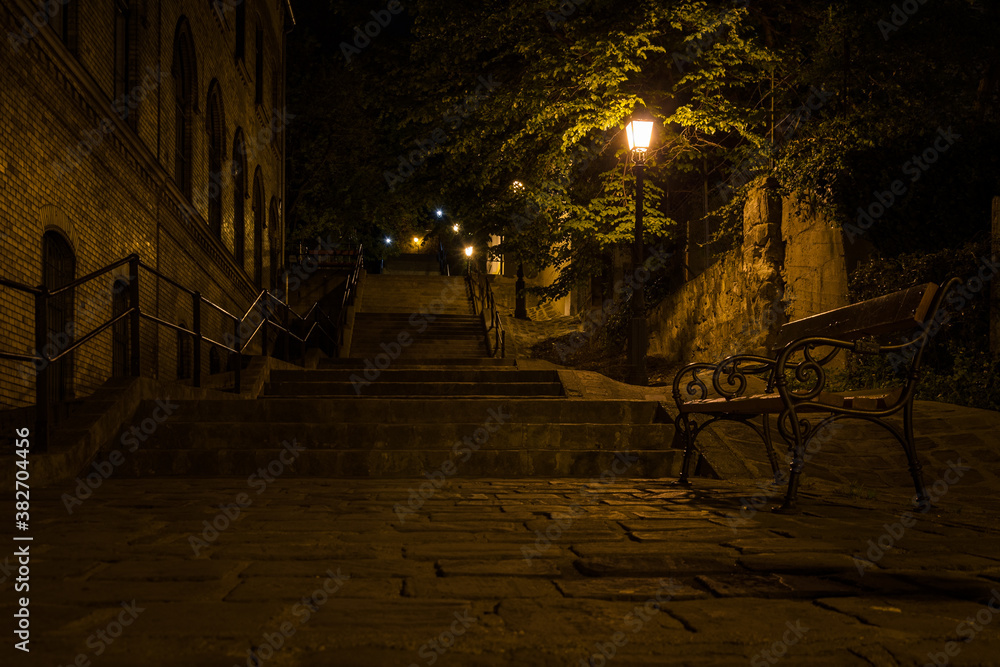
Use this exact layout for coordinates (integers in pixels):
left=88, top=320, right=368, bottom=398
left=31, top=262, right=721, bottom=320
left=647, top=180, right=849, bottom=364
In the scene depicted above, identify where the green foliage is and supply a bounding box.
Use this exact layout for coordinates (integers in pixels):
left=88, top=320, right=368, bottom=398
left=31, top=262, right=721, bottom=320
left=834, top=237, right=999, bottom=410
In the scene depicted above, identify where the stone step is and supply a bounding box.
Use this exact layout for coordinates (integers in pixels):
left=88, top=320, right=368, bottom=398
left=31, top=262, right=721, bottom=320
left=113, top=421, right=671, bottom=451
left=263, top=381, right=565, bottom=398
left=152, top=399, right=668, bottom=425
left=109, top=445, right=679, bottom=478
left=269, top=369, right=559, bottom=383
left=320, top=357, right=514, bottom=368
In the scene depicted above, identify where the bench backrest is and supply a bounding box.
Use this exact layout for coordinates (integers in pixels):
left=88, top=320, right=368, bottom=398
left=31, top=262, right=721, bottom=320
left=770, top=282, right=939, bottom=353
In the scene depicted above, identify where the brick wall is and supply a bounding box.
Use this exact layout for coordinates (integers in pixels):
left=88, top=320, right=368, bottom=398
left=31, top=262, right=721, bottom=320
left=0, top=0, right=291, bottom=409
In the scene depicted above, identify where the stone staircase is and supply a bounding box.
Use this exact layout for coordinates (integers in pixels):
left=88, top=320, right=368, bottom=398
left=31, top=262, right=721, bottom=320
left=99, top=273, right=681, bottom=478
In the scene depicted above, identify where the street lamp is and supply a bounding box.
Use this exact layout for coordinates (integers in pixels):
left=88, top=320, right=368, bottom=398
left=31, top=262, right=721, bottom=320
left=626, top=107, right=654, bottom=386
left=464, top=245, right=474, bottom=275
left=452, top=224, right=460, bottom=232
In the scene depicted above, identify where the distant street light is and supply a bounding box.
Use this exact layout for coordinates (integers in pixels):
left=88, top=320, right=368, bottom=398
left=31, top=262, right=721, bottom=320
left=464, top=245, right=473, bottom=275
left=413, top=236, right=421, bottom=245
left=384, top=237, right=391, bottom=244
left=453, top=224, right=460, bottom=232
left=436, top=209, right=444, bottom=218
left=626, top=107, right=654, bottom=386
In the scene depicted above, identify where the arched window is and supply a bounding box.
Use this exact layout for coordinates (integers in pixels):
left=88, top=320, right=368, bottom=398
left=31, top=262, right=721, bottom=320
left=113, top=0, right=140, bottom=126
left=172, top=18, right=197, bottom=199
left=234, top=0, right=246, bottom=62
left=111, top=278, right=130, bottom=378
left=206, top=82, right=226, bottom=236
left=42, top=231, right=76, bottom=404
left=254, top=24, right=264, bottom=106
left=52, top=1, right=79, bottom=54
left=232, top=130, right=247, bottom=267
left=252, top=168, right=264, bottom=285
left=268, top=198, right=280, bottom=289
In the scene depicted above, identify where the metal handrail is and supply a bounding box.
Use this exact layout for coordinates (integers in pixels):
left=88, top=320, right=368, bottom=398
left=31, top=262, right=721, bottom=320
left=466, top=264, right=506, bottom=358
left=50, top=256, right=132, bottom=297
left=2, top=244, right=363, bottom=453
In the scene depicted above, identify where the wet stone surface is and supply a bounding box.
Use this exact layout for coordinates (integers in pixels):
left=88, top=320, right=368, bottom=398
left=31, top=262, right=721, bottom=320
left=6, top=477, right=1000, bottom=666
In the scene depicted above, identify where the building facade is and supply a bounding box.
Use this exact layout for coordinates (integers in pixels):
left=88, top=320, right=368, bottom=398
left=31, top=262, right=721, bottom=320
left=0, top=0, right=293, bottom=409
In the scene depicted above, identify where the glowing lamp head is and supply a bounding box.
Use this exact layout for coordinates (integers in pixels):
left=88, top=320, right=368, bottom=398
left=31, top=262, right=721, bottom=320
left=436, top=209, right=443, bottom=218
left=413, top=236, right=420, bottom=245
left=464, top=246, right=473, bottom=258
left=384, top=237, right=391, bottom=244
left=625, top=107, right=655, bottom=152
left=452, top=224, right=459, bottom=232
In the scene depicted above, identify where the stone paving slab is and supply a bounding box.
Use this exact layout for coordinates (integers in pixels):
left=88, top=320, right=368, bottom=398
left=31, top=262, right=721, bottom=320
left=5, top=477, right=1000, bottom=666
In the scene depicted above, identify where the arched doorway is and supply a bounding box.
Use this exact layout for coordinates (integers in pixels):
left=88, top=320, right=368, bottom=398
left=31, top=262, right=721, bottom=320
left=42, top=231, right=75, bottom=404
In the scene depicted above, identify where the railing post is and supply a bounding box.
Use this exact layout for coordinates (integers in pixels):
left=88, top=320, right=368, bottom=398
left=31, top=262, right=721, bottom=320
left=34, top=288, right=49, bottom=454
left=233, top=318, right=242, bottom=394
left=262, top=297, right=270, bottom=357
left=282, top=303, right=290, bottom=361
left=192, top=292, right=202, bottom=388
left=128, top=255, right=140, bottom=377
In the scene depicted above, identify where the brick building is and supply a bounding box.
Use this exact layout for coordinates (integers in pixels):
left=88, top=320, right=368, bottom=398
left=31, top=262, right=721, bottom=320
left=0, top=0, right=294, bottom=411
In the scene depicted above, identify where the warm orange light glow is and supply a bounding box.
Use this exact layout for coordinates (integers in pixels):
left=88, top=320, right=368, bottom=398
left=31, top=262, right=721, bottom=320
left=452, top=224, right=459, bottom=232
left=412, top=236, right=420, bottom=244
left=464, top=246, right=473, bottom=257
left=626, top=119, right=654, bottom=152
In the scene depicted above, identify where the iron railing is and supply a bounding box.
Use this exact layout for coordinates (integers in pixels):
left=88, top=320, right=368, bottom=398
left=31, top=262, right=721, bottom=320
left=0, top=245, right=363, bottom=453
left=467, top=264, right=505, bottom=358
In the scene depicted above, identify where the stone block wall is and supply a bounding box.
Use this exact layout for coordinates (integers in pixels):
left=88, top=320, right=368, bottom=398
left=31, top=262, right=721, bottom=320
left=647, top=179, right=849, bottom=364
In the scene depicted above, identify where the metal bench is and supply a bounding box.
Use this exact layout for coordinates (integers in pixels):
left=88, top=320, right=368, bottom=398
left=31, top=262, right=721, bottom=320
left=671, top=278, right=960, bottom=512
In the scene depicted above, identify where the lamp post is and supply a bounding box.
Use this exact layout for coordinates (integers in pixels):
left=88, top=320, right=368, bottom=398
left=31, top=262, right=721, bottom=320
left=464, top=245, right=474, bottom=275
left=626, top=108, right=654, bottom=386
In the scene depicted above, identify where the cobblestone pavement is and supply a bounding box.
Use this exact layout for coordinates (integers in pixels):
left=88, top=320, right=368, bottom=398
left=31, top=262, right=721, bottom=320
left=7, top=473, right=1000, bottom=666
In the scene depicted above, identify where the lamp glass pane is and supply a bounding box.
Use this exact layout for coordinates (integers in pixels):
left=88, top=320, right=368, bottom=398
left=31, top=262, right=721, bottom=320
left=628, top=120, right=654, bottom=151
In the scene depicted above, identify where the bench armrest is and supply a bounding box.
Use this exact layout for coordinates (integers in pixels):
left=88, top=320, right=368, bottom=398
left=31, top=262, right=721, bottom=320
left=672, top=354, right=777, bottom=405
left=774, top=334, right=924, bottom=404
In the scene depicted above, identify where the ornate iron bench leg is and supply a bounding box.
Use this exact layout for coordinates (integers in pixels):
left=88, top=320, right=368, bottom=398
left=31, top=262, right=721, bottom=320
left=774, top=412, right=806, bottom=513
left=902, top=401, right=930, bottom=508
left=674, top=413, right=695, bottom=486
